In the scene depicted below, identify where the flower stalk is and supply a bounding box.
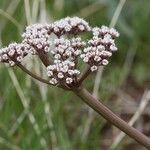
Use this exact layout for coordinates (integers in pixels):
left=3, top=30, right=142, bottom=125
left=73, top=87, right=150, bottom=149
left=77, top=65, right=91, bottom=85
left=17, top=63, right=51, bottom=85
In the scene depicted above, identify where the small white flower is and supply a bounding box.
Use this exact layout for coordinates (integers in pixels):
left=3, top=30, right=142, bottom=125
left=91, top=65, right=98, bottom=72
left=47, top=71, right=53, bottom=77
left=2, top=54, right=8, bottom=60
left=54, top=54, right=61, bottom=59
left=44, top=46, right=50, bottom=52
left=110, top=45, right=117, bottom=51
left=50, top=78, right=58, bottom=85
left=102, top=59, right=109, bottom=65
left=83, top=57, right=89, bottom=62
left=74, top=50, right=81, bottom=56
left=17, top=56, right=23, bottom=62
left=8, top=49, right=15, bottom=56
left=97, top=45, right=105, bottom=51
left=74, top=69, right=80, bottom=75
left=53, top=26, right=60, bottom=32
left=78, top=25, right=85, bottom=31
left=37, top=44, right=43, bottom=49
left=68, top=70, right=74, bottom=75
left=57, top=72, right=64, bottom=79
left=94, top=56, right=101, bottom=62
left=64, top=25, right=72, bottom=32
left=9, top=60, right=15, bottom=66
left=101, top=51, right=112, bottom=57
left=110, top=28, right=120, bottom=37
left=69, top=61, right=75, bottom=67
left=58, top=48, right=64, bottom=54
left=62, top=65, right=69, bottom=73
left=66, top=78, right=73, bottom=84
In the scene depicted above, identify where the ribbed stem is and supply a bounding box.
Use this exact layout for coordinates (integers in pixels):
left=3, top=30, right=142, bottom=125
left=77, top=66, right=91, bottom=85
left=73, top=87, right=150, bottom=149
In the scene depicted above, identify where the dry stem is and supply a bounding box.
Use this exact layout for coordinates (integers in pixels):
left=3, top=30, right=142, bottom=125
left=73, top=87, right=150, bottom=149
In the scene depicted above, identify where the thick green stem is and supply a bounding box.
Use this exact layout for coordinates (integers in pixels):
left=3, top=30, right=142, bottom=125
left=73, top=87, right=150, bottom=149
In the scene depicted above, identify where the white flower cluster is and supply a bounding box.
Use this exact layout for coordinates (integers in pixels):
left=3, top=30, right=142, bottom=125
left=47, top=60, right=80, bottom=85
left=47, top=37, right=86, bottom=85
left=51, top=37, right=86, bottom=60
left=51, top=17, right=91, bottom=36
left=22, top=17, right=90, bottom=55
left=0, top=43, right=29, bottom=66
left=0, top=17, right=119, bottom=86
left=22, top=24, right=51, bottom=54
left=81, top=26, right=119, bottom=71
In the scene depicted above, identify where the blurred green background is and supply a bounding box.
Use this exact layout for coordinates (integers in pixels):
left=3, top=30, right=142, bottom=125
left=0, top=0, right=150, bottom=150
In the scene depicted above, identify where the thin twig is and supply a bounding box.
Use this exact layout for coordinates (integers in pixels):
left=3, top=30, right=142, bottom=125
left=17, top=63, right=69, bottom=90
left=17, top=63, right=52, bottom=86
left=111, top=90, right=150, bottom=149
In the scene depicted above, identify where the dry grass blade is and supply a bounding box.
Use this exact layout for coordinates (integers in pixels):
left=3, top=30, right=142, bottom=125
left=39, top=0, right=47, bottom=23
left=0, top=0, right=21, bottom=30
left=8, top=109, right=28, bottom=135
left=0, top=9, right=21, bottom=30
left=32, top=0, right=40, bottom=23
left=109, top=0, right=126, bottom=28
left=38, top=83, right=58, bottom=150
left=33, top=1, right=58, bottom=147
left=0, top=136, right=21, bottom=150
left=34, top=59, right=58, bottom=149
left=75, top=1, right=105, bottom=18
left=7, top=68, right=48, bottom=149
left=82, top=66, right=103, bottom=141
left=24, top=0, right=32, bottom=24
left=94, top=0, right=127, bottom=97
